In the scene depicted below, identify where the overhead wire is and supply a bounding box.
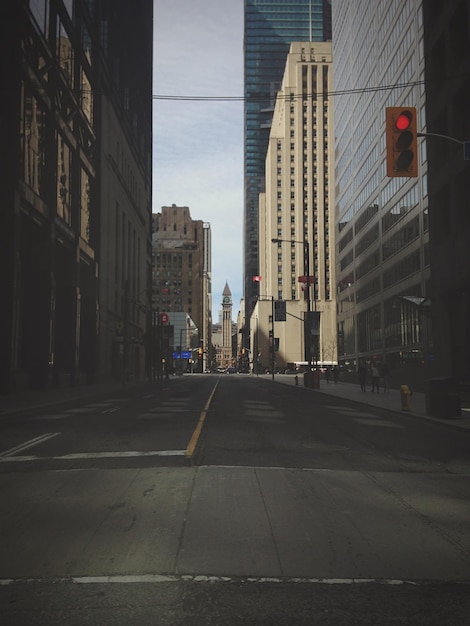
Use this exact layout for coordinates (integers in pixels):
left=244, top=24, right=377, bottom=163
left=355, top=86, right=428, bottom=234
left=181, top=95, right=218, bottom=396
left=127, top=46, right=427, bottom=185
left=151, top=73, right=469, bottom=102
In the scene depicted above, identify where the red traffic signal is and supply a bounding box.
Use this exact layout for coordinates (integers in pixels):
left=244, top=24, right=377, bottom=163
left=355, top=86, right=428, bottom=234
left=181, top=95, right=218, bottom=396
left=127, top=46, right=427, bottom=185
left=395, top=111, right=412, bottom=131
left=386, top=107, right=418, bottom=177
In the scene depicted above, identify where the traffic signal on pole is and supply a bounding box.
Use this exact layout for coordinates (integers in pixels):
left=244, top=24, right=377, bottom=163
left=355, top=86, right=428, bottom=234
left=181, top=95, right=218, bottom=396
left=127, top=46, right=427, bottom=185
left=274, top=300, right=286, bottom=322
left=386, top=107, right=418, bottom=177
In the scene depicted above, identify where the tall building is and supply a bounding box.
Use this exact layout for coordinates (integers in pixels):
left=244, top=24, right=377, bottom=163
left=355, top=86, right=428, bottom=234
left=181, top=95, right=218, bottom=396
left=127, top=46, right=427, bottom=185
left=221, top=282, right=233, bottom=368
left=256, top=41, right=336, bottom=369
left=332, top=1, right=429, bottom=384
left=422, top=1, right=470, bottom=388
left=243, top=0, right=332, bottom=324
left=152, top=205, right=212, bottom=372
left=97, top=1, right=153, bottom=384
left=0, top=0, right=153, bottom=392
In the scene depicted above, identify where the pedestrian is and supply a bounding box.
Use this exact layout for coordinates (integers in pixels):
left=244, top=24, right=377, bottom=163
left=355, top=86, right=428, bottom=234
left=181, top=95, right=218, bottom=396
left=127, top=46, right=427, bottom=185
left=370, top=363, right=380, bottom=392
left=333, top=366, right=339, bottom=384
left=358, top=362, right=367, bottom=392
left=325, top=367, right=331, bottom=384
left=382, top=362, right=390, bottom=393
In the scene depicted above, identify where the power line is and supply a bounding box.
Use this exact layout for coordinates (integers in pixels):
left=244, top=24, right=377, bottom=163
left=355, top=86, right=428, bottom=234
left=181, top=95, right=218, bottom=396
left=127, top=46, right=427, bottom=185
left=152, top=79, right=426, bottom=102
left=152, top=73, right=469, bottom=103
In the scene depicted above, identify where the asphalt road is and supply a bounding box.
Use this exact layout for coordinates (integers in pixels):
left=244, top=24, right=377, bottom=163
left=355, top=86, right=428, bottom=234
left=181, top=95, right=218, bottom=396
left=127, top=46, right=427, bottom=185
left=1, top=374, right=469, bottom=624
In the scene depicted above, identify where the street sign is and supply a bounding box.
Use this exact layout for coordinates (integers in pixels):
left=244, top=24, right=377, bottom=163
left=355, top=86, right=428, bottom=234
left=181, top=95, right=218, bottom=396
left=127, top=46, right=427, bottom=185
left=173, top=351, right=191, bottom=359
left=464, top=141, right=470, bottom=160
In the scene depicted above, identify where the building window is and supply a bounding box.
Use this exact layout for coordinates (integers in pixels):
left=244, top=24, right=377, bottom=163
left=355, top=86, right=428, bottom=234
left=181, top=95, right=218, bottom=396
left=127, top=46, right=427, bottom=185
left=21, top=87, right=46, bottom=195
left=80, top=168, right=91, bottom=242
left=57, top=134, right=72, bottom=226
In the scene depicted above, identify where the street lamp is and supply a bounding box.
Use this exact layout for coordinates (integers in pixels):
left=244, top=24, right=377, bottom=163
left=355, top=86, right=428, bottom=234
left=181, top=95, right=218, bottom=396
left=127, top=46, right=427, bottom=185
left=271, top=237, right=315, bottom=367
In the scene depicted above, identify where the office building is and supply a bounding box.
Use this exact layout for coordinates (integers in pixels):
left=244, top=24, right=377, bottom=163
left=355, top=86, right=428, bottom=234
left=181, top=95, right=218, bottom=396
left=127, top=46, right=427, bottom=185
left=255, top=41, right=336, bottom=370
left=422, top=0, right=470, bottom=388
left=332, top=1, right=429, bottom=383
left=0, top=0, right=153, bottom=391
left=243, top=0, right=332, bottom=324
left=152, top=205, right=212, bottom=372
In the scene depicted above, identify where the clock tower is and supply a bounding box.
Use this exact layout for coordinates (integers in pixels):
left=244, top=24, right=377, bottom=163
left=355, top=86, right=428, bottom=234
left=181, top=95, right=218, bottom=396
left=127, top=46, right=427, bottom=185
left=221, top=282, right=233, bottom=368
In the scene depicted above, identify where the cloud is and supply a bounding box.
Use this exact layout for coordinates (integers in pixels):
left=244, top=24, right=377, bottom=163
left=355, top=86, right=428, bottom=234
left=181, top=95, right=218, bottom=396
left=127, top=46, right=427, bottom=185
left=153, top=0, right=244, bottom=315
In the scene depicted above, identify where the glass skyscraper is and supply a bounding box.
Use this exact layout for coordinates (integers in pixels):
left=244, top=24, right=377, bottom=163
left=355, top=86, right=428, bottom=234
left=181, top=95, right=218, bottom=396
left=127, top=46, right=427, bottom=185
left=332, top=1, right=429, bottom=380
left=243, top=0, right=332, bottom=320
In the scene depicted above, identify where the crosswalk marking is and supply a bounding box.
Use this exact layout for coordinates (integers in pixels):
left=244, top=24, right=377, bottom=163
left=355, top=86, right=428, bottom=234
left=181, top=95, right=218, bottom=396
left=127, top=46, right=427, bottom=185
left=0, top=432, right=60, bottom=457
left=354, top=418, right=405, bottom=428
left=326, top=406, right=405, bottom=428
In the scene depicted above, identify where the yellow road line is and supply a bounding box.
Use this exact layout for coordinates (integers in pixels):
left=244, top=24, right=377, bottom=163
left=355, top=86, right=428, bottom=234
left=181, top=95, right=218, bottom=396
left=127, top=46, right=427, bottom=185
left=186, top=378, right=220, bottom=461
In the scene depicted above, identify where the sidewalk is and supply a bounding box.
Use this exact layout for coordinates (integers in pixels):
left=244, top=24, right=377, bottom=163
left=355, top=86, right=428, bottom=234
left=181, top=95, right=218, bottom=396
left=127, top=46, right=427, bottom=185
left=260, top=374, right=470, bottom=432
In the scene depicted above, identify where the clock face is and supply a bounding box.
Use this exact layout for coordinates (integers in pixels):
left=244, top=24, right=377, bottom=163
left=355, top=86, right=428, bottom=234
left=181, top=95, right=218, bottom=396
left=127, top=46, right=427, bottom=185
left=223, top=296, right=230, bottom=304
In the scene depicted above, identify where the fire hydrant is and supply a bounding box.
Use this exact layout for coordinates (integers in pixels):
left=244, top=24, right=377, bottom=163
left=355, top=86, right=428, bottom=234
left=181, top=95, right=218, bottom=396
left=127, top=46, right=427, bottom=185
left=400, top=384, right=412, bottom=411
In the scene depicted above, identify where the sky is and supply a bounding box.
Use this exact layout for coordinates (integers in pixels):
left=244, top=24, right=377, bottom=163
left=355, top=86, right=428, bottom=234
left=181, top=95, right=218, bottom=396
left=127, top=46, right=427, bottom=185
left=153, top=0, right=244, bottom=322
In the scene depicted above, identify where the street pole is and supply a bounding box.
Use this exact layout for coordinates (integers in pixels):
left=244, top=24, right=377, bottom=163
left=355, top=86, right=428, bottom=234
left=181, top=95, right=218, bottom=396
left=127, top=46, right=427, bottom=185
left=303, top=238, right=313, bottom=369
left=257, top=295, right=275, bottom=381
left=272, top=237, right=313, bottom=368
left=271, top=296, right=275, bottom=381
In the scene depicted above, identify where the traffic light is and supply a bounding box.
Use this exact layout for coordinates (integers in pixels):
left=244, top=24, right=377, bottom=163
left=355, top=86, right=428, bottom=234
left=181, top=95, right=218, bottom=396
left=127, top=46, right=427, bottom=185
left=274, top=300, right=286, bottom=322
left=386, top=107, right=418, bottom=177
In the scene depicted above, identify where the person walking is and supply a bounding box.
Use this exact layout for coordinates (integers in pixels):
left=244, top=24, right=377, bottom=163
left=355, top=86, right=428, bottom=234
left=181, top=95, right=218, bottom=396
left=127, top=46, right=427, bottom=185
left=325, top=367, right=331, bottom=384
left=358, top=362, right=367, bottom=392
left=370, top=363, right=380, bottom=392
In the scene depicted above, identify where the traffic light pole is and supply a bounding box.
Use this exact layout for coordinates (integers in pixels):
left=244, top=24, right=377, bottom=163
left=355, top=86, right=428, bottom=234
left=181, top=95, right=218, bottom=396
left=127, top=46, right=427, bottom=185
left=272, top=237, right=313, bottom=368
left=417, top=132, right=470, bottom=160
left=257, top=295, right=275, bottom=381
left=417, top=132, right=465, bottom=146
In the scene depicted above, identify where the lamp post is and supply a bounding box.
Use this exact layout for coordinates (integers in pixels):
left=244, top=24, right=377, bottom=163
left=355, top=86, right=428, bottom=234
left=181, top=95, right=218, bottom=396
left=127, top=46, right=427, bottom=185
left=271, top=237, right=314, bottom=367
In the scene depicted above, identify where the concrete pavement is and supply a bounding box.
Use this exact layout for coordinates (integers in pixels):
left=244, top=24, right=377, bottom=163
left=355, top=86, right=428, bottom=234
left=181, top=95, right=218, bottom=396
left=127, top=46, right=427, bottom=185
left=2, top=374, right=470, bottom=433
left=259, top=373, right=470, bottom=432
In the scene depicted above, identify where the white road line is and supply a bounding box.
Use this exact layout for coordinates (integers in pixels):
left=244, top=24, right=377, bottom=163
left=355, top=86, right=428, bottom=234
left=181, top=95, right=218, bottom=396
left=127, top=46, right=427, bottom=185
left=30, top=414, right=69, bottom=421
left=354, top=418, right=405, bottom=428
left=0, top=449, right=186, bottom=462
left=0, top=574, right=467, bottom=586
left=0, top=432, right=60, bottom=457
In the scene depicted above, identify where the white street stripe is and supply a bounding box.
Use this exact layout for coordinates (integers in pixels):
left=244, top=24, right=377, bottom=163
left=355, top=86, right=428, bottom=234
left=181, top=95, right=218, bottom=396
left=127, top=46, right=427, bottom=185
left=354, top=418, right=405, bottom=428
left=0, top=432, right=60, bottom=457
left=0, top=574, right=468, bottom=586
left=30, top=414, right=69, bottom=421
left=0, top=449, right=186, bottom=462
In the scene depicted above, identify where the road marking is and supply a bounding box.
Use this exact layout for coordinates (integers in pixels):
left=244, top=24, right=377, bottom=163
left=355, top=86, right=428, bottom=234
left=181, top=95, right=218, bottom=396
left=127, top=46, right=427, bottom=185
left=84, top=403, right=118, bottom=408
left=136, top=411, right=192, bottom=419
left=354, top=418, right=405, bottom=428
left=30, top=414, right=70, bottom=421
left=0, top=432, right=60, bottom=457
left=1, top=574, right=467, bottom=586
left=0, top=449, right=186, bottom=463
left=186, top=379, right=219, bottom=461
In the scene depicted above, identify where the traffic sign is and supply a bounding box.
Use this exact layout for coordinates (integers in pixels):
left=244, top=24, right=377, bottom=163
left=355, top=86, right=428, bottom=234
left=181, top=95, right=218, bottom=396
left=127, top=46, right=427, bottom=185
left=464, top=141, right=470, bottom=160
